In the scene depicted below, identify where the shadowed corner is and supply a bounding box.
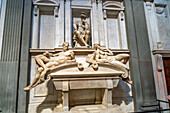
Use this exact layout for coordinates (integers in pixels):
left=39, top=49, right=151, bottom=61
left=36, top=79, right=59, bottom=113
left=112, top=79, right=132, bottom=106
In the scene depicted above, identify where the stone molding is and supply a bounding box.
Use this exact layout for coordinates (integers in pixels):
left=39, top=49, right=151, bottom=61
left=33, top=0, right=59, bottom=6
left=29, top=48, right=130, bottom=55
left=103, top=1, right=124, bottom=10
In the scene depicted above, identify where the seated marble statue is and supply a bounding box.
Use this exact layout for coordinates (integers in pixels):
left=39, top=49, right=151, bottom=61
left=86, top=44, right=132, bottom=84
left=24, top=42, right=76, bottom=91
left=73, top=12, right=90, bottom=47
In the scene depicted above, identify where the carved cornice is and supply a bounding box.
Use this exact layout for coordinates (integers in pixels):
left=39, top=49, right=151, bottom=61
left=33, top=0, right=59, bottom=6
left=29, top=48, right=130, bottom=55
left=144, top=0, right=154, bottom=2
left=103, top=1, right=124, bottom=8
left=155, top=3, right=167, bottom=14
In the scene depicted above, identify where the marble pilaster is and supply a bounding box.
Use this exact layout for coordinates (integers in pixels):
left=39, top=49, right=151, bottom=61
left=118, top=11, right=128, bottom=49
left=54, top=7, right=60, bottom=48
left=91, top=0, right=99, bottom=46
left=65, top=0, right=72, bottom=47
left=32, top=5, right=39, bottom=48
left=102, top=79, right=119, bottom=108
left=0, top=0, right=7, bottom=59
left=62, top=81, right=69, bottom=111
left=58, top=0, right=64, bottom=47
left=98, top=0, right=105, bottom=47
left=103, top=9, right=109, bottom=48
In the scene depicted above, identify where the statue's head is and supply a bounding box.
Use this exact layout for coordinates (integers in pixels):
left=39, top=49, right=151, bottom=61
left=43, top=51, right=49, bottom=56
left=94, top=44, right=100, bottom=50
left=62, top=42, right=69, bottom=51
left=81, top=12, right=86, bottom=19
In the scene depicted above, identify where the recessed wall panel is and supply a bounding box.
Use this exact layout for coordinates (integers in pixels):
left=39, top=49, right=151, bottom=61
left=39, top=11, right=55, bottom=49
left=107, top=17, right=120, bottom=49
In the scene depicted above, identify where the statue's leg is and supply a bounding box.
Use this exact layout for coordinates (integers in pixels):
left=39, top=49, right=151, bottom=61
left=114, top=54, right=130, bottom=64
left=110, top=60, right=129, bottom=71
left=76, top=31, right=89, bottom=46
left=85, top=30, right=90, bottom=43
left=39, top=62, right=57, bottom=82
left=78, top=35, right=89, bottom=46
left=24, top=68, right=42, bottom=91
left=35, top=58, right=47, bottom=70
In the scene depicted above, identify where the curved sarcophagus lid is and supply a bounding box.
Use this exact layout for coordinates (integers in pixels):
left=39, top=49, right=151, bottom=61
left=48, top=62, right=129, bottom=81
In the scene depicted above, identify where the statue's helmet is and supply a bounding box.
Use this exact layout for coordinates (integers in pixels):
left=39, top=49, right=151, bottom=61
left=81, top=12, right=86, bottom=18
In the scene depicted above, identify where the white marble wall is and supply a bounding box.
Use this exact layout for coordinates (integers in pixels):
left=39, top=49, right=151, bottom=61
left=144, top=0, right=170, bottom=109
left=107, top=18, right=120, bottom=49
left=31, top=0, right=128, bottom=49
left=155, top=0, right=170, bottom=50
left=39, top=12, right=55, bottom=49
left=28, top=55, right=134, bottom=113
left=28, top=0, right=133, bottom=112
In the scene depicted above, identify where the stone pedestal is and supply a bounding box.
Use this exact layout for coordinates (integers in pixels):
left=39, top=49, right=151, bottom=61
left=53, top=79, right=120, bottom=111
left=50, top=63, right=123, bottom=111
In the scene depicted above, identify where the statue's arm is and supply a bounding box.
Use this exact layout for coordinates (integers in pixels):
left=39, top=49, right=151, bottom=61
left=106, top=49, right=114, bottom=56
left=85, top=22, right=89, bottom=30
left=53, top=53, right=60, bottom=56
left=95, top=51, right=108, bottom=63
left=71, top=51, right=76, bottom=61
left=47, top=52, right=55, bottom=57
left=73, top=22, right=78, bottom=30
left=99, top=47, right=113, bottom=56
left=99, top=50, right=105, bottom=55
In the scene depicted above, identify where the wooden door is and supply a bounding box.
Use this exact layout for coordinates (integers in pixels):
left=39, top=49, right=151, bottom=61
left=163, top=57, right=170, bottom=95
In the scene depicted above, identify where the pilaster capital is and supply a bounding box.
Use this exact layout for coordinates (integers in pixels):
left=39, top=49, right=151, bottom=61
left=98, top=0, right=102, bottom=4
left=54, top=7, right=59, bottom=17
left=34, top=5, right=38, bottom=16
left=103, top=9, right=107, bottom=19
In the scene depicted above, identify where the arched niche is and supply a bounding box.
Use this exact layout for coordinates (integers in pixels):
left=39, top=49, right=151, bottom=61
left=103, top=1, right=128, bottom=49
left=33, top=0, right=59, bottom=6
left=31, top=0, right=60, bottom=49
left=103, top=1, right=124, bottom=9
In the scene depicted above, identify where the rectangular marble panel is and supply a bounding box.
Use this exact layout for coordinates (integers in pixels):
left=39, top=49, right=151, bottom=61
left=39, top=11, right=55, bottom=49
left=69, top=89, right=96, bottom=106
left=71, top=0, right=91, bottom=6
left=107, top=17, right=120, bottom=49
left=70, top=80, right=107, bottom=89
left=157, top=16, right=170, bottom=49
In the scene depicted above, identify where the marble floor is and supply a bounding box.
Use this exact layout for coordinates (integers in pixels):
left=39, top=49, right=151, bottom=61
left=55, top=104, right=125, bottom=113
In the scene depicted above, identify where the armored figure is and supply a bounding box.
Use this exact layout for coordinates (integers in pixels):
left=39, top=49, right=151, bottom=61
left=73, top=12, right=90, bottom=47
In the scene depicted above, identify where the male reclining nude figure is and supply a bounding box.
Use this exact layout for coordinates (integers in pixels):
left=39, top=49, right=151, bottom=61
left=24, top=42, right=76, bottom=91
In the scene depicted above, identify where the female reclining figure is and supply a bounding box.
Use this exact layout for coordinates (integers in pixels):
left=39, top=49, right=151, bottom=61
left=86, top=44, right=132, bottom=84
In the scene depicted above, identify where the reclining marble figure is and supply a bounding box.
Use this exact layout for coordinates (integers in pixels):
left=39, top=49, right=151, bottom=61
left=24, top=42, right=76, bottom=91
left=86, top=44, right=132, bottom=84
left=73, top=12, right=90, bottom=47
